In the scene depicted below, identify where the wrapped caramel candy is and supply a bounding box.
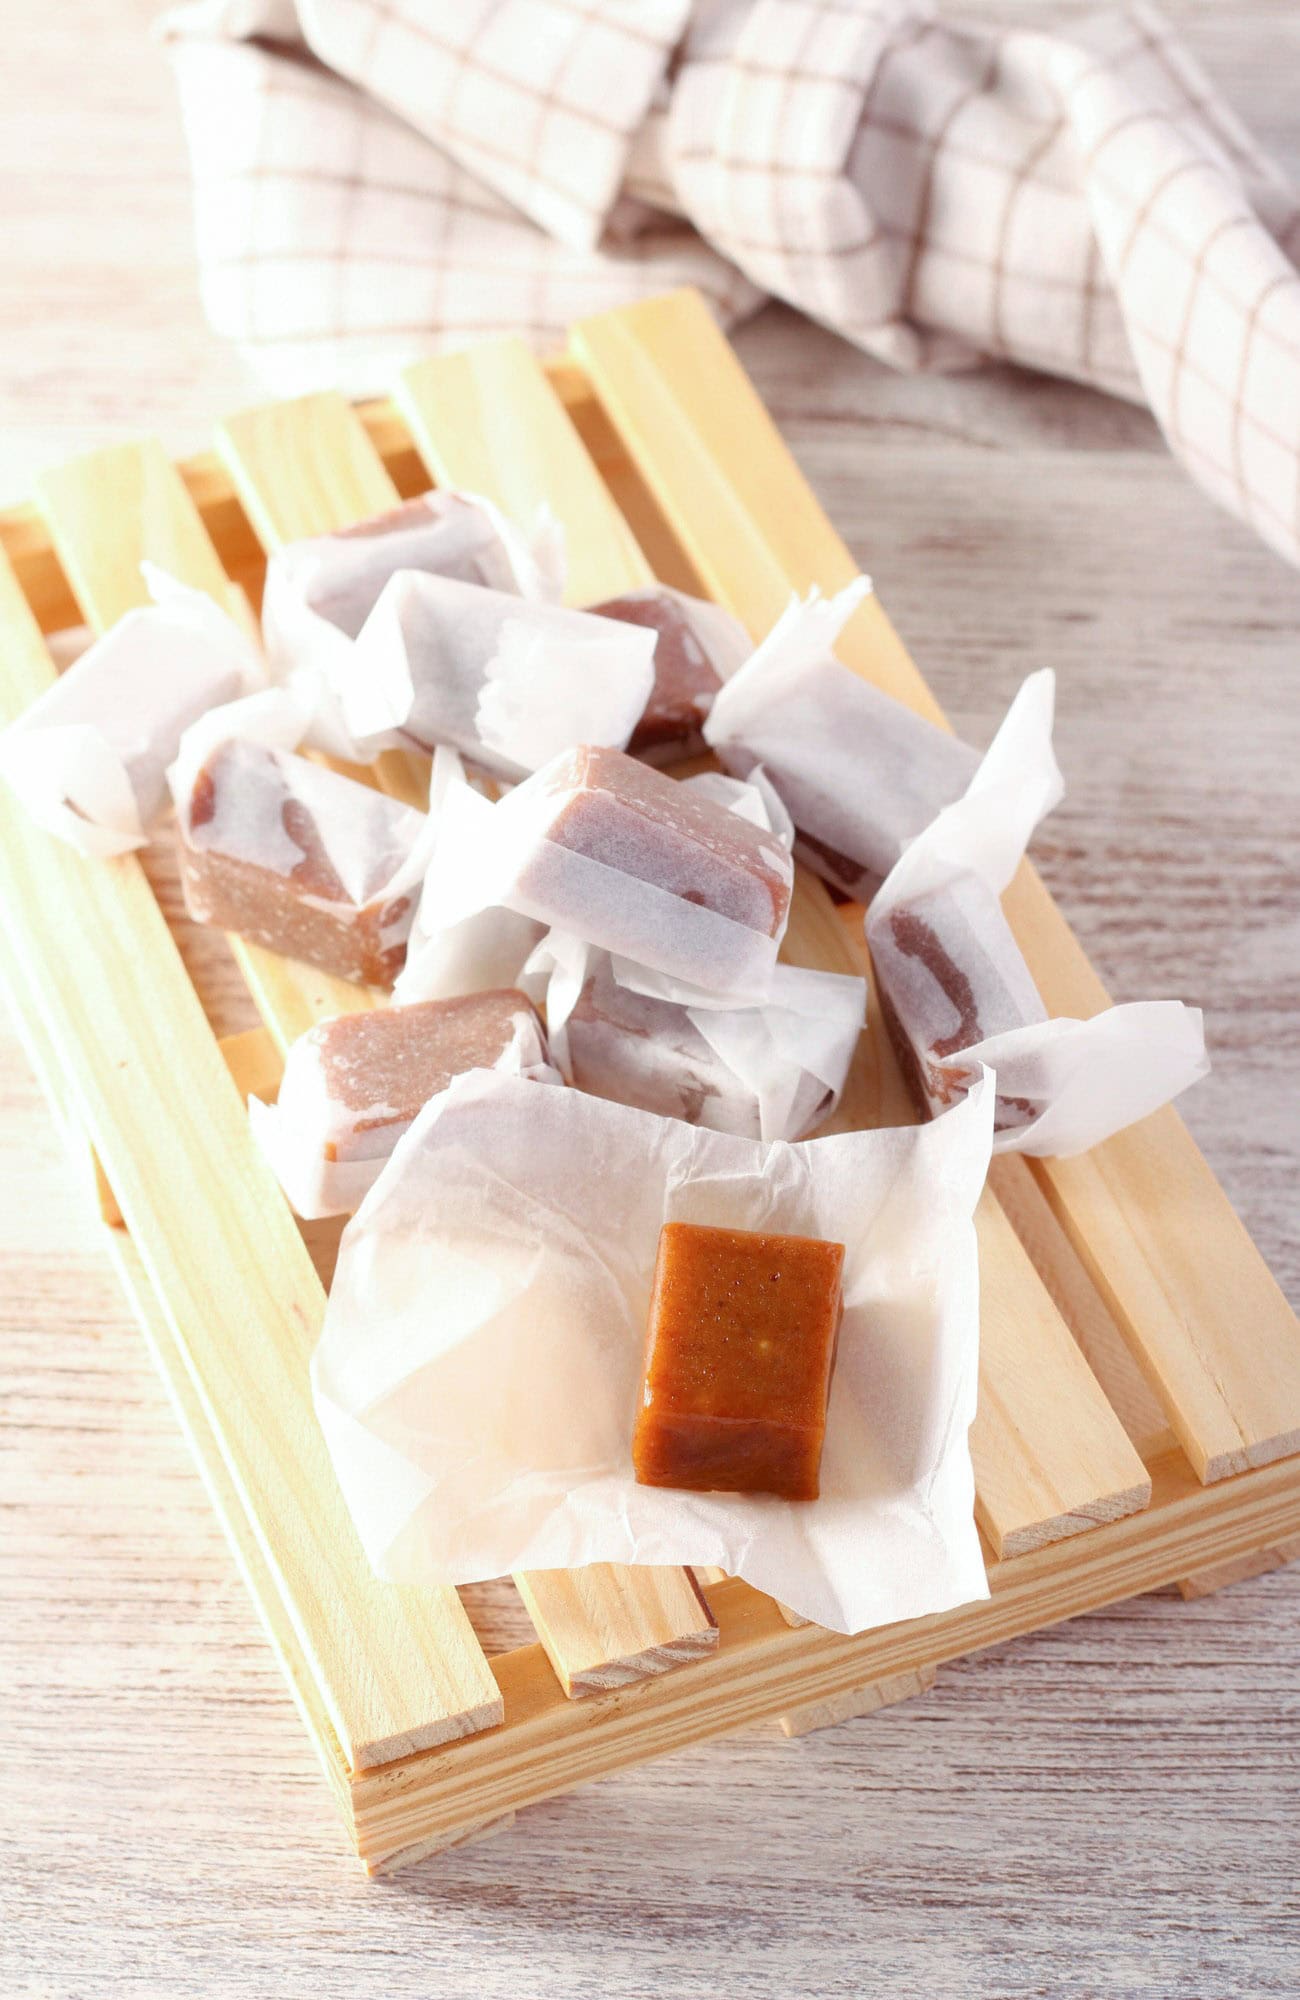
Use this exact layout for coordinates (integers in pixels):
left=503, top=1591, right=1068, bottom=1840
left=250, top=988, right=554, bottom=1218
left=261, top=489, right=565, bottom=759
left=421, top=744, right=795, bottom=998
left=867, top=670, right=1210, bottom=1154
left=526, top=930, right=864, bottom=1141
left=313, top=1066, right=995, bottom=1633
left=337, top=573, right=657, bottom=777
left=0, top=568, right=260, bottom=857
left=586, top=585, right=751, bottom=765
left=171, top=690, right=431, bottom=986
left=704, top=577, right=981, bottom=895
left=393, top=747, right=544, bottom=1007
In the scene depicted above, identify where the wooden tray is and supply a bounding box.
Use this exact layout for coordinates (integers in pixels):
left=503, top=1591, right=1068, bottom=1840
left=2, top=288, right=1298, bottom=1875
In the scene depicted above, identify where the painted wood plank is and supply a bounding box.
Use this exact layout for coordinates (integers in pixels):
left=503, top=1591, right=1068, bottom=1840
left=0, top=551, right=502, bottom=1772
left=573, top=287, right=1300, bottom=1486
left=218, top=379, right=719, bottom=1701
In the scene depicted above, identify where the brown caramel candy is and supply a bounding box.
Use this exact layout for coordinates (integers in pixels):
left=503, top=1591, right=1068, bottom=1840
left=633, top=1222, right=844, bottom=1501
left=304, top=492, right=530, bottom=638
left=543, top=744, right=791, bottom=938
left=259, top=989, right=551, bottom=1217
left=870, top=873, right=1048, bottom=1134
left=308, top=990, right=548, bottom=1163
left=591, top=588, right=725, bottom=762
left=177, top=739, right=425, bottom=986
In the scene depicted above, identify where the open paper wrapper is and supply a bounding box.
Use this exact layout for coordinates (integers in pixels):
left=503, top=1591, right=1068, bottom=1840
left=313, top=1067, right=994, bottom=1635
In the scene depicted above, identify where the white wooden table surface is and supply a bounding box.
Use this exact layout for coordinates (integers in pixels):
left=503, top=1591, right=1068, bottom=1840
left=1, top=6, right=1297, bottom=1997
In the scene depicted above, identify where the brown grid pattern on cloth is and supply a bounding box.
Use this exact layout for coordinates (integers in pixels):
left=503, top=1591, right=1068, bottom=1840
left=163, top=0, right=1300, bottom=564
left=302, top=0, right=690, bottom=249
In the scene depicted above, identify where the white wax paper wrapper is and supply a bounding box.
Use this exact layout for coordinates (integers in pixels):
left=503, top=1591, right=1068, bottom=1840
left=419, top=747, right=795, bottom=999
left=703, top=577, right=982, bottom=895
left=261, top=489, right=565, bottom=760
left=312, top=1066, right=994, bottom=1634
left=337, top=571, right=656, bottom=776
left=169, top=683, right=437, bottom=921
left=868, top=670, right=1210, bottom=1155
left=591, top=584, right=753, bottom=765
left=249, top=996, right=558, bottom=1220
left=393, top=748, right=544, bottom=1004
left=526, top=934, right=864, bottom=1143
left=0, top=566, right=263, bottom=857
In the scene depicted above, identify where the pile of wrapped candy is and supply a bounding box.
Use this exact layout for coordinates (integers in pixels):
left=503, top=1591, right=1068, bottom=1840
left=0, top=487, right=1208, bottom=1223
left=4, top=484, right=1220, bottom=1619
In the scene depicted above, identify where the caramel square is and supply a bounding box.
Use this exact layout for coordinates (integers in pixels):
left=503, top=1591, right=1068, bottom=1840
left=633, top=1222, right=844, bottom=1501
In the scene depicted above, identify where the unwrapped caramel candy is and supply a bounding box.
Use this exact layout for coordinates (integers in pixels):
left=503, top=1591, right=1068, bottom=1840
left=633, top=1222, right=844, bottom=1501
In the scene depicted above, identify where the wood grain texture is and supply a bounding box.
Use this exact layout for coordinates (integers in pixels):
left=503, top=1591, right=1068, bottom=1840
left=38, top=437, right=379, bottom=1044
left=575, top=287, right=1300, bottom=1487
left=778, top=1664, right=938, bottom=1739
left=397, top=340, right=648, bottom=606
left=220, top=374, right=719, bottom=1702
left=1, top=4, right=1298, bottom=1991
left=0, top=553, right=501, bottom=1775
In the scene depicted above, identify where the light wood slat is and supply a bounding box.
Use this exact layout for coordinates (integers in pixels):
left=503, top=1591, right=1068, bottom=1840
left=395, top=337, right=647, bottom=607
left=833, top=898, right=1176, bottom=1460
left=217, top=378, right=719, bottom=1699
left=0, top=364, right=606, bottom=638
left=408, top=335, right=1150, bottom=1564
left=574, top=287, right=1300, bottom=1486
left=778, top=1665, right=937, bottom=1739
left=1176, top=1537, right=1300, bottom=1601
left=218, top=391, right=399, bottom=548
left=811, top=751, right=1152, bottom=1554
left=3, top=907, right=510, bottom=1871
left=349, top=1447, right=1300, bottom=1858
left=218, top=1023, right=284, bottom=1102
left=986, top=1151, right=1177, bottom=1461
left=35, top=441, right=371, bottom=1052
left=109, top=1227, right=516, bottom=1870
left=512, top=1568, right=717, bottom=1697
left=972, top=1192, right=1152, bottom=1552
left=0, top=553, right=502, bottom=1771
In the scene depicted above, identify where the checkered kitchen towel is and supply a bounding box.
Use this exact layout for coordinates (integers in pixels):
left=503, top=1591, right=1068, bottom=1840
left=163, top=1, right=1300, bottom=565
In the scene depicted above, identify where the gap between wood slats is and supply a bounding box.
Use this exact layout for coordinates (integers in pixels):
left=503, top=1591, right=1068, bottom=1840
left=452, top=316, right=1155, bottom=1562
left=571, top=286, right=1300, bottom=1490
left=212, top=380, right=717, bottom=1700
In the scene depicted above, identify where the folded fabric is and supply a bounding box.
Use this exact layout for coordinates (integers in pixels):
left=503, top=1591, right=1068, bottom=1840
left=162, top=1, right=1300, bottom=567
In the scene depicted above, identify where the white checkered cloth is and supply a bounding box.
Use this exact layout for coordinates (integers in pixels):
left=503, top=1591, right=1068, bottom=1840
left=163, top=1, right=1300, bottom=565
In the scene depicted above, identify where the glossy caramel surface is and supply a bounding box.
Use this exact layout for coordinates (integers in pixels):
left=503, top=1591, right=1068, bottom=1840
left=633, top=1222, right=843, bottom=1501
